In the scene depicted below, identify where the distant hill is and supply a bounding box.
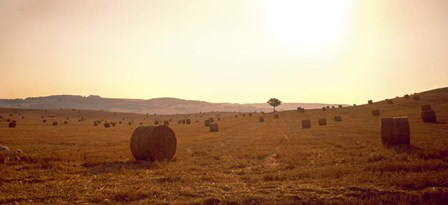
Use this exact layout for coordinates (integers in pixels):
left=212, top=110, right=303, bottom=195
left=0, top=95, right=345, bottom=114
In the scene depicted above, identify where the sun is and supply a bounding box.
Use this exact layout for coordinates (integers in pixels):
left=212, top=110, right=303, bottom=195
left=263, top=0, right=350, bottom=52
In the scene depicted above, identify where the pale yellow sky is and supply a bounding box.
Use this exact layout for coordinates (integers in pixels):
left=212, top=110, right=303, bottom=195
left=0, top=0, right=447, bottom=104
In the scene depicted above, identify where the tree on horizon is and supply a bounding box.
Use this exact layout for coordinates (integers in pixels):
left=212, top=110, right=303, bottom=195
left=267, top=98, right=282, bottom=112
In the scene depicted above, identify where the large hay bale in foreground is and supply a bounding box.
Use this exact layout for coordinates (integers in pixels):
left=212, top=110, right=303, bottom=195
left=302, top=119, right=311, bottom=128
left=204, top=120, right=211, bottom=127
left=259, top=117, right=264, bottom=122
left=380, top=117, right=410, bottom=146
left=421, top=110, right=436, bottom=123
left=372, top=110, right=381, bottom=116
left=130, top=125, right=177, bottom=161
left=209, top=123, right=219, bottom=132
left=334, top=116, right=342, bottom=122
left=318, top=118, right=327, bottom=126
left=8, top=120, right=16, bottom=128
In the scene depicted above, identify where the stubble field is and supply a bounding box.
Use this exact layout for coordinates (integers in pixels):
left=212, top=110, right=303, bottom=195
left=1, top=88, right=448, bottom=204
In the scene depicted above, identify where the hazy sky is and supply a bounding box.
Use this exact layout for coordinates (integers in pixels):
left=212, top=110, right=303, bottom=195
left=1, top=0, right=447, bottom=104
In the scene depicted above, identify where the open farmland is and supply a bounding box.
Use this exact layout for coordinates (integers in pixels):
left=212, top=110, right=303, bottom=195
left=1, top=88, right=448, bottom=204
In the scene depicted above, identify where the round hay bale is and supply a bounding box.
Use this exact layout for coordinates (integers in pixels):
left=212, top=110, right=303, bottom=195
left=43, top=120, right=47, bottom=123
left=52, top=122, right=58, bottom=126
left=274, top=114, right=280, bottom=119
left=338, top=105, right=342, bottom=108
left=372, top=110, right=381, bottom=116
left=154, top=120, right=159, bottom=125
left=217, top=117, right=221, bottom=121
left=104, top=122, right=111, bottom=128
left=163, top=121, right=169, bottom=126
left=331, top=106, right=335, bottom=109
left=259, top=117, right=264, bottom=122
left=368, top=100, right=373, bottom=104
left=128, top=122, right=132, bottom=125
left=380, top=117, right=410, bottom=146
left=177, top=120, right=181, bottom=124
left=421, top=105, right=432, bottom=112
left=353, top=104, right=357, bottom=106
left=421, top=110, right=436, bottom=123
left=8, top=120, right=16, bottom=128
left=209, top=123, right=219, bottom=132
left=334, top=116, right=342, bottom=122
left=130, top=125, right=177, bottom=161
left=186, top=119, right=191, bottom=124
left=318, top=118, right=327, bottom=126
left=0, top=145, right=10, bottom=152
left=302, top=119, right=311, bottom=129
left=94, top=122, right=98, bottom=126
left=322, top=107, right=327, bottom=111
left=64, top=121, right=68, bottom=124
left=413, top=95, right=421, bottom=101
left=204, top=119, right=211, bottom=127
left=404, top=94, right=410, bottom=98
left=249, top=113, right=253, bottom=117
left=111, top=122, right=116, bottom=126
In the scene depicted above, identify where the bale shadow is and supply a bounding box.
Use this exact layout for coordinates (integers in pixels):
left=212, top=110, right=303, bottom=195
left=81, top=160, right=158, bottom=175
left=385, top=144, right=423, bottom=155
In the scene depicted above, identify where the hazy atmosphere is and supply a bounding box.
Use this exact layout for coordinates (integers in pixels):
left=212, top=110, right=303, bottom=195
left=1, top=0, right=447, bottom=104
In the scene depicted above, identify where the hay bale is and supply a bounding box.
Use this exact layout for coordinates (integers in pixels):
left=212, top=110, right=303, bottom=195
left=259, top=117, right=264, bottom=122
left=387, top=99, right=393, bottom=104
left=209, top=123, right=219, bottom=132
left=52, top=122, right=58, bottom=126
left=274, top=114, right=279, bottom=119
left=413, top=95, right=421, bottom=101
left=368, top=100, right=373, bottom=104
left=404, top=94, right=410, bottom=98
left=186, top=119, right=191, bottom=124
left=128, top=122, right=132, bottom=125
left=380, top=117, right=410, bottom=146
left=204, top=119, right=211, bottom=127
left=421, top=105, right=432, bottom=111
left=249, top=113, right=253, bottom=117
left=154, top=120, right=159, bottom=125
left=0, top=145, right=10, bottom=152
left=43, top=120, right=47, bottom=123
left=372, top=110, right=381, bottom=116
left=338, top=105, right=342, bottom=108
left=331, top=106, right=335, bottom=109
left=322, top=107, right=327, bottom=111
left=421, top=110, right=436, bottom=123
left=111, top=122, right=116, bottom=126
left=334, top=116, right=342, bottom=122
left=163, top=121, right=169, bottom=126
left=64, top=121, right=68, bottom=124
left=130, top=125, right=177, bottom=161
left=94, top=122, right=98, bottom=126
left=353, top=104, right=356, bottom=106
left=210, top=118, right=214, bottom=123
left=302, top=119, right=311, bottom=128
left=104, top=122, right=111, bottom=128
left=318, top=118, right=327, bottom=126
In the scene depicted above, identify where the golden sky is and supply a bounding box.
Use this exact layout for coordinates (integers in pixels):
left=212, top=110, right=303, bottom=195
left=1, top=0, right=447, bottom=104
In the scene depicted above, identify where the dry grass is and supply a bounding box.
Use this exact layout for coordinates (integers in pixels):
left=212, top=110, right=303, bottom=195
left=1, top=89, right=448, bottom=204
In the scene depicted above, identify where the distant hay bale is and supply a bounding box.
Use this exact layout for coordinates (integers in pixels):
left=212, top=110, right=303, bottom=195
left=94, top=122, right=98, bottom=126
left=177, top=120, right=181, bottom=124
left=331, top=106, right=335, bottom=109
left=421, top=105, right=432, bottom=111
left=327, top=106, right=330, bottom=109
left=372, top=110, right=381, bottom=116
left=119, top=121, right=122, bottom=124
left=368, top=100, right=373, bottom=104
left=130, top=125, right=177, bottom=161
left=154, top=120, right=159, bottom=125
left=64, top=121, right=68, bottom=124
left=259, top=117, right=264, bottom=122
left=140, top=122, right=144, bottom=125
left=43, top=120, right=47, bottom=123
left=111, top=122, right=116, bottom=126
left=421, top=110, right=436, bottom=123
left=210, top=118, right=214, bottom=122
left=217, top=117, right=221, bottom=121
left=334, top=116, right=342, bottom=122
left=274, top=114, right=279, bottom=119
left=380, top=117, right=410, bottom=146
left=302, top=119, right=311, bottom=129
left=0, top=145, right=10, bottom=152
left=128, top=122, right=132, bottom=125
left=322, top=107, right=327, bottom=111
left=52, top=122, right=58, bottom=126
left=413, top=95, right=421, bottom=100
left=404, top=94, right=410, bottom=98
left=353, top=104, right=356, bottom=106
left=209, top=123, right=219, bottom=132
left=186, top=119, right=191, bottom=124
left=338, top=105, right=342, bottom=108
left=204, top=120, right=211, bottom=127
left=318, top=118, right=327, bottom=126
left=387, top=99, right=393, bottom=104
left=104, top=122, right=111, bottom=128
left=163, top=121, right=169, bottom=126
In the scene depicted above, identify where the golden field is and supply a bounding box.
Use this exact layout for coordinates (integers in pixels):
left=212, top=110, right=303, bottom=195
left=1, top=88, right=448, bottom=204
